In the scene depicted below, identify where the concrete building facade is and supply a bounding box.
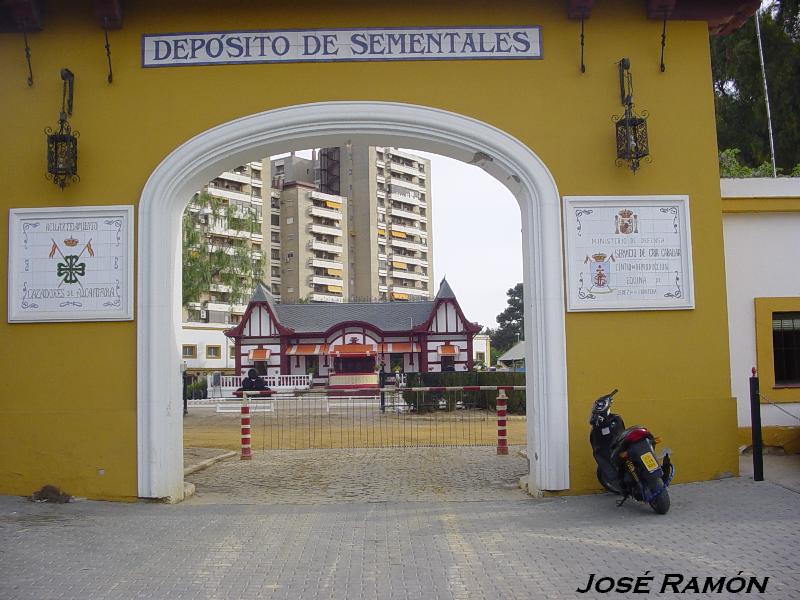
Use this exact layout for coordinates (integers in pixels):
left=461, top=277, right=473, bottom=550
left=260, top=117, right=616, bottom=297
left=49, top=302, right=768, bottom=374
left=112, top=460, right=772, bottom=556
left=722, top=178, right=800, bottom=453
left=327, top=146, right=434, bottom=302
left=277, top=182, right=349, bottom=303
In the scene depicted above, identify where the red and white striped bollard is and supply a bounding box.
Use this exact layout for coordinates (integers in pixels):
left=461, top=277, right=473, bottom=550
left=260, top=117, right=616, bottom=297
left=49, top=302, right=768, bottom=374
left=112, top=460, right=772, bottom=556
left=496, top=388, right=509, bottom=455
left=240, top=392, right=252, bottom=460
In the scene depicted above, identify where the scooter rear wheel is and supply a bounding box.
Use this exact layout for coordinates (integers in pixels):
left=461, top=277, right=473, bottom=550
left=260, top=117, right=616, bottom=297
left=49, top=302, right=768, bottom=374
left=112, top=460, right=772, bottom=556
left=649, top=488, right=670, bottom=514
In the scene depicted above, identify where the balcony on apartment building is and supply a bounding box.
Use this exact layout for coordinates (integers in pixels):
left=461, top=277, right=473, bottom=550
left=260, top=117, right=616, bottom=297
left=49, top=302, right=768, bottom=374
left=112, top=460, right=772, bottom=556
left=222, top=170, right=262, bottom=187
left=388, top=178, right=425, bottom=194
left=308, top=223, right=343, bottom=238
left=308, top=204, right=342, bottom=220
left=310, top=190, right=345, bottom=204
left=391, top=270, right=429, bottom=283
left=388, top=161, right=425, bottom=178
left=389, top=192, right=425, bottom=208
left=390, top=238, right=428, bottom=253
left=386, top=230, right=423, bottom=248
left=389, top=253, right=428, bottom=267
left=308, top=274, right=344, bottom=288
left=207, top=186, right=262, bottom=205
left=308, top=239, right=343, bottom=254
left=390, top=285, right=430, bottom=298
left=207, top=222, right=258, bottom=240
left=389, top=222, right=427, bottom=238
left=310, top=293, right=344, bottom=303
left=207, top=244, right=237, bottom=256
left=389, top=207, right=427, bottom=223
left=308, top=257, right=344, bottom=271
left=385, top=147, right=424, bottom=163
left=205, top=301, right=231, bottom=312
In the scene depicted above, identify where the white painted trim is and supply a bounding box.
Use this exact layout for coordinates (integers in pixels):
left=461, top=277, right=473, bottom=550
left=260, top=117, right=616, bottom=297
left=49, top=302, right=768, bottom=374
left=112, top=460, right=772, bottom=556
left=137, top=101, right=569, bottom=499
left=721, top=178, right=800, bottom=198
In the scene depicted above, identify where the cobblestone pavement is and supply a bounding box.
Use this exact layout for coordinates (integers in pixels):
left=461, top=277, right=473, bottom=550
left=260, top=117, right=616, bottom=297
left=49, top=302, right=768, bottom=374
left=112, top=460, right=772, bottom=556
left=1, top=475, right=799, bottom=599
left=186, top=447, right=530, bottom=504
left=3, top=443, right=800, bottom=600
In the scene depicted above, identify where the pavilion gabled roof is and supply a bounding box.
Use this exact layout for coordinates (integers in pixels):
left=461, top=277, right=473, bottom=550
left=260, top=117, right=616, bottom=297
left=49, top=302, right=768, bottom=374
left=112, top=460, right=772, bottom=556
left=236, top=277, right=476, bottom=335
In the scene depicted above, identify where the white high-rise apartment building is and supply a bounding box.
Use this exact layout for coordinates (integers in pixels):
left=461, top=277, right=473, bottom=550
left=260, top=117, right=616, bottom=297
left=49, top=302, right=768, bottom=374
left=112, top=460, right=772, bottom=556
left=316, top=145, right=433, bottom=301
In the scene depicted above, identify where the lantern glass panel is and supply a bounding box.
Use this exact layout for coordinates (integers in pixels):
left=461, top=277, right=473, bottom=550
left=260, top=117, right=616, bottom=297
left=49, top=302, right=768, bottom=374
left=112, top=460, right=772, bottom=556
left=48, top=134, right=78, bottom=177
left=615, top=116, right=649, bottom=161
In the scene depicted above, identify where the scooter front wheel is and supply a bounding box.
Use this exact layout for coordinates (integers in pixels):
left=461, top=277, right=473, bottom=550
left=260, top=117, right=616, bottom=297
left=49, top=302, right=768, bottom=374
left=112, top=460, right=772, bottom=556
left=649, top=488, right=670, bottom=514
left=597, top=467, right=622, bottom=495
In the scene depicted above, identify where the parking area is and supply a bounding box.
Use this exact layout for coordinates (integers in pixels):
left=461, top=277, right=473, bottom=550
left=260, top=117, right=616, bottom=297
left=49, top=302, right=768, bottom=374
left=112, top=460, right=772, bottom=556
left=2, top=471, right=799, bottom=599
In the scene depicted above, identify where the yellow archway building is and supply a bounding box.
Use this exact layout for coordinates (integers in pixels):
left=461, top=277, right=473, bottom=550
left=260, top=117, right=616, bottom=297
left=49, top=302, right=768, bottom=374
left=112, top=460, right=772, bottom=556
left=0, top=1, right=748, bottom=500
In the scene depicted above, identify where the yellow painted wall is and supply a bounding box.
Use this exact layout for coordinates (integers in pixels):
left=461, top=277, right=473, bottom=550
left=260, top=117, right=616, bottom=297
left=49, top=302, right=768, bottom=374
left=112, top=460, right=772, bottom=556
left=0, top=0, right=737, bottom=499
left=738, top=427, right=800, bottom=454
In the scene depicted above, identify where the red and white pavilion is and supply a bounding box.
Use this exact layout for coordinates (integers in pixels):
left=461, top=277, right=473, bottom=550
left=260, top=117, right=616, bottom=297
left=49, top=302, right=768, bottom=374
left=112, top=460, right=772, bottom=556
left=225, top=278, right=481, bottom=389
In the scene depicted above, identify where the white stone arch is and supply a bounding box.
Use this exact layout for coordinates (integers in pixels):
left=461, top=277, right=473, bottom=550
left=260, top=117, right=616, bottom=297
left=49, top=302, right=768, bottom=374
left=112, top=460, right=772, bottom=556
left=138, top=102, right=568, bottom=500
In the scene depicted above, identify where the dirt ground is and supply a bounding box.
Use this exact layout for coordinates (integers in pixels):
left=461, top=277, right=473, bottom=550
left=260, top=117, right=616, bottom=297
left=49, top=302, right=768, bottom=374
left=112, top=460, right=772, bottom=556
left=184, top=406, right=527, bottom=451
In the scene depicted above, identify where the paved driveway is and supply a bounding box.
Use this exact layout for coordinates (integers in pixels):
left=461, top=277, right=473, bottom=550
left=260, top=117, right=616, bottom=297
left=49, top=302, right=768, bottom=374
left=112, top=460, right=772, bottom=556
left=1, top=451, right=798, bottom=599
left=185, top=447, right=530, bottom=504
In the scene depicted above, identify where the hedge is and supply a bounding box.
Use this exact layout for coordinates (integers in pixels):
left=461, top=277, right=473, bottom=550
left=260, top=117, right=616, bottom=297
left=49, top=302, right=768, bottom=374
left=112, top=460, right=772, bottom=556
left=401, top=371, right=526, bottom=414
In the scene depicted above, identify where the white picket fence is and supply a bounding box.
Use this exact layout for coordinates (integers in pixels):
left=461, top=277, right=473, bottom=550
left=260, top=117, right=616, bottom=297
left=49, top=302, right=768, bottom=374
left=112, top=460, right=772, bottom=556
left=207, top=372, right=406, bottom=397
left=209, top=374, right=312, bottom=397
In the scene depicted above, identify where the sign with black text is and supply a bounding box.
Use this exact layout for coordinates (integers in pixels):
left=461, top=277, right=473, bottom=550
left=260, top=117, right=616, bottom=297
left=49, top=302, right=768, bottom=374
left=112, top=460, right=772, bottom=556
left=564, top=196, right=694, bottom=312
left=141, top=26, right=542, bottom=67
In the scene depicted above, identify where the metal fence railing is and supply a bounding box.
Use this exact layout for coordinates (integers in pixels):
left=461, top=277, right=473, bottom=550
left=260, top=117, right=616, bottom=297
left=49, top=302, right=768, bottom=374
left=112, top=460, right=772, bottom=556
left=188, top=386, right=526, bottom=452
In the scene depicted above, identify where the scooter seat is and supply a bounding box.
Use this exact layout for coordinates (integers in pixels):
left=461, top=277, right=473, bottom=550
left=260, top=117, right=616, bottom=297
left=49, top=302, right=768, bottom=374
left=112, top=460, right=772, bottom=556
left=610, top=425, right=651, bottom=454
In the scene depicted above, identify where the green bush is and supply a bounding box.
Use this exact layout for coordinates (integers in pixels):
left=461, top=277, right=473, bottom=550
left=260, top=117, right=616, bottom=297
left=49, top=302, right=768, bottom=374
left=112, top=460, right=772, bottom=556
left=187, top=377, right=208, bottom=399
left=402, top=371, right=526, bottom=414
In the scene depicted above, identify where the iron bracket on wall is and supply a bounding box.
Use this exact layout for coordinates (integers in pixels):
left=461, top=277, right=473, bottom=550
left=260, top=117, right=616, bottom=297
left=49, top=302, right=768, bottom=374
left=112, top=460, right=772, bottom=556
left=22, top=22, right=33, bottom=86
left=103, top=17, right=113, bottom=83
left=580, top=15, right=586, bottom=73
left=93, top=0, right=123, bottom=82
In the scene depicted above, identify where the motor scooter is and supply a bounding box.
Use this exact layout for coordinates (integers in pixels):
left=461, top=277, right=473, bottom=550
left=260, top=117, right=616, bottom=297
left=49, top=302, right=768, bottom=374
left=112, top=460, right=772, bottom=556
left=589, top=389, right=674, bottom=514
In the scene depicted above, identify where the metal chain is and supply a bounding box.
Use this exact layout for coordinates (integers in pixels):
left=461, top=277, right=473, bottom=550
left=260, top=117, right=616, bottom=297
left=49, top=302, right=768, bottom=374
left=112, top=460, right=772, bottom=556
left=758, top=392, right=800, bottom=423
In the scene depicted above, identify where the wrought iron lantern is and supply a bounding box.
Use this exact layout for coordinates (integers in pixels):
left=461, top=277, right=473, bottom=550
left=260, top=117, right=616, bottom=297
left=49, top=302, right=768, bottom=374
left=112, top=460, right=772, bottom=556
left=45, top=69, right=79, bottom=189
left=613, top=58, right=649, bottom=173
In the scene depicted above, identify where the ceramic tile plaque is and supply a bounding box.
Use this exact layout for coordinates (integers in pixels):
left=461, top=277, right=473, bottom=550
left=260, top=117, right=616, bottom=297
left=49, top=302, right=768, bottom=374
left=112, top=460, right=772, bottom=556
left=142, top=27, right=542, bottom=68
left=563, top=196, right=694, bottom=312
left=8, top=206, right=134, bottom=322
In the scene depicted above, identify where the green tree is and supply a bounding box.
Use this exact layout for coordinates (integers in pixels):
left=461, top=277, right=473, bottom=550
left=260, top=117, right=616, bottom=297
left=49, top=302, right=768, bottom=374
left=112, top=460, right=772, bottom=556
left=182, top=191, right=264, bottom=309
left=711, top=4, right=800, bottom=173
left=487, top=283, right=524, bottom=355
left=719, top=148, right=787, bottom=177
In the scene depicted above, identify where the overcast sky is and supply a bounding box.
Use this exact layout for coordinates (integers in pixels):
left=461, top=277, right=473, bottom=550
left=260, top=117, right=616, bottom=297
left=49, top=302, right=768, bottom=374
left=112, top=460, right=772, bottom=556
left=405, top=150, right=522, bottom=329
